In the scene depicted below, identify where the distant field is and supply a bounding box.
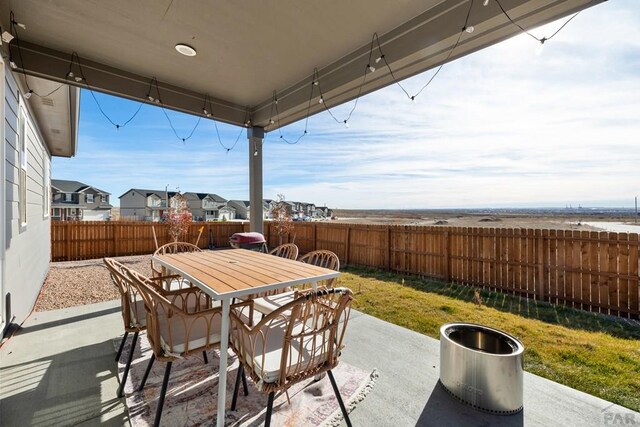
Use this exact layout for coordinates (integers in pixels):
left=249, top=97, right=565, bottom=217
left=332, top=208, right=640, bottom=231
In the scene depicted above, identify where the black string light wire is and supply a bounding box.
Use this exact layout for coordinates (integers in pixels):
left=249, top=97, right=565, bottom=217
left=8, top=11, right=66, bottom=99
left=492, top=0, right=593, bottom=48
left=375, top=0, right=475, bottom=102
left=272, top=80, right=316, bottom=144
left=203, top=93, right=250, bottom=153
left=151, top=78, right=202, bottom=143
left=67, top=51, right=147, bottom=131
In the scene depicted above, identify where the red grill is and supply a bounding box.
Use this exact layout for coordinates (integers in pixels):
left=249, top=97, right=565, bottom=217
left=229, top=232, right=267, bottom=252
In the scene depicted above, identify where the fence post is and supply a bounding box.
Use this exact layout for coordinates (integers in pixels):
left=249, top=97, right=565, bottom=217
left=536, top=229, right=546, bottom=300
left=344, top=226, right=351, bottom=265
left=386, top=227, right=391, bottom=271
left=113, top=222, right=118, bottom=256
left=444, top=230, right=450, bottom=283
left=312, top=223, right=317, bottom=251
left=65, top=222, right=72, bottom=261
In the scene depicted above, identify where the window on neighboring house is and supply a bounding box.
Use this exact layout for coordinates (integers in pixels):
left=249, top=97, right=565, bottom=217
left=101, top=195, right=108, bottom=203
left=86, top=194, right=94, bottom=203
left=18, top=106, right=27, bottom=226
left=43, top=157, right=50, bottom=218
left=52, top=208, right=60, bottom=217
left=64, top=193, right=72, bottom=202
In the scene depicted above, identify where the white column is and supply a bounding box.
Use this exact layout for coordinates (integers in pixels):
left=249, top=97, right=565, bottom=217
left=248, top=127, right=264, bottom=234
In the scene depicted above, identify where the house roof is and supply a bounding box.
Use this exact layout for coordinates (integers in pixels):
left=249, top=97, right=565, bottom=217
left=183, top=192, right=227, bottom=202
left=3, top=0, right=604, bottom=130
left=228, top=200, right=250, bottom=208
left=118, top=188, right=178, bottom=199
left=52, top=179, right=109, bottom=194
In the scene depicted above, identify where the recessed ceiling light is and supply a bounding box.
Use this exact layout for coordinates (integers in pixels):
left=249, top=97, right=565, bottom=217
left=175, top=43, right=197, bottom=57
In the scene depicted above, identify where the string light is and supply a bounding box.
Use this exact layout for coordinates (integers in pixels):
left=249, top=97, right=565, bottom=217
left=8, top=0, right=590, bottom=151
left=536, top=37, right=546, bottom=55
left=494, top=0, right=589, bottom=46
left=8, top=11, right=66, bottom=99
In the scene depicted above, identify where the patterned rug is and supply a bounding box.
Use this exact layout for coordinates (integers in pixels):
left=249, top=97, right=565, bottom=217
left=115, top=334, right=378, bottom=426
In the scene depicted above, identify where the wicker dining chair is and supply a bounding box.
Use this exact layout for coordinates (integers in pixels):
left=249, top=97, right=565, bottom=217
left=104, top=258, right=214, bottom=399
left=125, top=267, right=250, bottom=427
left=268, top=243, right=299, bottom=260
left=252, top=249, right=340, bottom=315
left=229, top=287, right=354, bottom=427
left=151, top=242, right=202, bottom=290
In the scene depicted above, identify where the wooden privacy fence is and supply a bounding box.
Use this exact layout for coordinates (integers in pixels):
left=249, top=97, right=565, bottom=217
left=51, top=221, right=249, bottom=261
left=51, top=221, right=640, bottom=319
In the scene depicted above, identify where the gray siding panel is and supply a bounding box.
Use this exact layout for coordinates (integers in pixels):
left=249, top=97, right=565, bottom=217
left=2, top=66, right=51, bottom=324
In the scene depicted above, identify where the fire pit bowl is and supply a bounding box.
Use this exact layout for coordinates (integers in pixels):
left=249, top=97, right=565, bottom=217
left=439, top=323, right=524, bottom=414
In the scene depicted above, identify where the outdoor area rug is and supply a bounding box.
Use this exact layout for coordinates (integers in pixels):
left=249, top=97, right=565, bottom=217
left=114, top=334, right=378, bottom=426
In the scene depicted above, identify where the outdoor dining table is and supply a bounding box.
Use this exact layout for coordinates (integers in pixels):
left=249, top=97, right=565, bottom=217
left=152, top=248, right=340, bottom=427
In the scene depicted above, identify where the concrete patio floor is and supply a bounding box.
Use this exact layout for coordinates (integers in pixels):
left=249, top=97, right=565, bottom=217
left=1, top=300, right=638, bottom=426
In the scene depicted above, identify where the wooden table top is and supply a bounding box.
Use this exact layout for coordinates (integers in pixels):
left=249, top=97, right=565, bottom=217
left=153, top=249, right=340, bottom=298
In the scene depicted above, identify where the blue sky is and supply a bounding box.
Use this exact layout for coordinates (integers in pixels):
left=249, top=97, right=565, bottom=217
left=53, top=0, right=640, bottom=209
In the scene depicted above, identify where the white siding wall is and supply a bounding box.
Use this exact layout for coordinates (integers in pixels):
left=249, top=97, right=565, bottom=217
left=3, top=65, right=51, bottom=324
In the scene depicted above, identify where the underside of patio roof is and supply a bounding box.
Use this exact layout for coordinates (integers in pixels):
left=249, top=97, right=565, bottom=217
left=3, top=0, right=603, bottom=136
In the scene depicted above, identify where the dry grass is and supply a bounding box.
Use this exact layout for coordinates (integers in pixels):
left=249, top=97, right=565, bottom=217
left=340, top=266, right=640, bottom=412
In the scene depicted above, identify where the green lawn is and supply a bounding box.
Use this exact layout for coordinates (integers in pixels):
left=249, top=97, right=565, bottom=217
left=340, top=266, right=640, bottom=412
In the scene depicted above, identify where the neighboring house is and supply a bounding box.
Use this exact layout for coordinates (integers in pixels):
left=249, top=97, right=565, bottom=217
left=218, top=205, right=236, bottom=221
left=51, top=179, right=112, bottom=221
left=226, top=200, right=250, bottom=220
left=119, top=188, right=178, bottom=221
left=1, top=59, right=79, bottom=330
left=314, top=206, right=333, bottom=218
left=184, top=192, right=227, bottom=221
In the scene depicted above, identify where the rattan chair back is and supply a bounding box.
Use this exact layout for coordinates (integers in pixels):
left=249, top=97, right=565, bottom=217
left=125, top=267, right=221, bottom=362
left=104, top=257, right=146, bottom=332
left=151, top=242, right=203, bottom=289
left=298, top=249, right=340, bottom=287
left=229, top=287, right=353, bottom=393
left=268, top=243, right=299, bottom=260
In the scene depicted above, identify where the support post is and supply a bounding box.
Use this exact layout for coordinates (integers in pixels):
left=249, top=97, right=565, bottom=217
left=248, top=127, right=264, bottom=234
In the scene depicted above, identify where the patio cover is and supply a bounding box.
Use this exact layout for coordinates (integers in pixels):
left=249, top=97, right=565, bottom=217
left=0, top=0, right=605, bottom=229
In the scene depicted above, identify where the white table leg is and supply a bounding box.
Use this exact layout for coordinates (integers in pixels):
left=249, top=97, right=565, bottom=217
left=217, top=299, right=231, bottom=427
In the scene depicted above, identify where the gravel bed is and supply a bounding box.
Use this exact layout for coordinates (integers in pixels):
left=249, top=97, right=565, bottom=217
left=35, top=255, right=153, bottom=312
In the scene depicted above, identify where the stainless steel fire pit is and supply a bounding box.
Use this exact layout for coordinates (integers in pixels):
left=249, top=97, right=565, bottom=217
left=439, top=323, right=524, bottom=414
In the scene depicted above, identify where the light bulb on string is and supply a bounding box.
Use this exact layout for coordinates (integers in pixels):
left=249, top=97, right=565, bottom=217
left=24, top=90, right=33, bottom=99
left=274, top=98, right=278, bottom=105
left=67, top=71, right=74, bottom=78
left=147, top=95, right=155, bottom=102
left=74, top=76, right=83, bottom=82
left=9, top=60, right=17, bottom=69
left=375, top=55, right=384, bottom=64
left=343, top=120, right=349, bottom=128
left=368, top=64, right=376, bottom=73
left=269, top=119, right=275, bottom=125
left=464, top=25, right=475, bottom=34
left=410, top=95, right=416, bottom=103
left=313, top=80, right=319, bottom=86
left=318, top=96, right=324, bottom=104
left=483, top=0, right=489, bottom=6
left=535, top=38, right=546, bottom=55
